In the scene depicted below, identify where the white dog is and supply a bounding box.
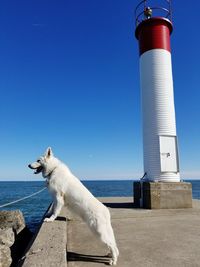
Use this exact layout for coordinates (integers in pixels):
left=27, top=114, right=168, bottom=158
left=28, top=147, right=119, bottom=265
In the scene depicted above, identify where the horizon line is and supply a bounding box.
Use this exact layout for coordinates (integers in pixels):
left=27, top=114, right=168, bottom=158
left=0, top=178, right=199, bottom=182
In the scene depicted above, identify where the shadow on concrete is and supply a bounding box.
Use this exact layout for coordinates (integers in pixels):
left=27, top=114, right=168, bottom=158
left=55, top=216, right=66, bottom=222
left=67, top=251, right=111, bottom=265
left=103, top=202, right=135, bottom=209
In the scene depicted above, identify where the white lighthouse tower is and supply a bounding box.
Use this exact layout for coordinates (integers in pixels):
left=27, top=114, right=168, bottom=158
left=134, top=0, right=192, bottom=208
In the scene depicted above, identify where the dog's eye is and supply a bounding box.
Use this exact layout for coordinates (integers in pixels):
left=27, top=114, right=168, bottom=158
left=37, top=160, right=41, bottom=163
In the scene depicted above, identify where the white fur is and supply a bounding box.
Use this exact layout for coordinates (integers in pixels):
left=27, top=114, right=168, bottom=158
left=29, top=147, right=119, bottom=265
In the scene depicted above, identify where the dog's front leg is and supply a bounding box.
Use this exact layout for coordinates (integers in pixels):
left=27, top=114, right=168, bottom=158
left=44, top=195, right=64, bottom=222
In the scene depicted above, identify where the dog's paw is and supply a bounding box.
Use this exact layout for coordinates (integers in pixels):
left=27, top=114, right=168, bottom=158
left=44, top=217, right=55, bottom=222
left=108, top=259, right=113, bottom=265
left=109, top=259, right=117, bottom=266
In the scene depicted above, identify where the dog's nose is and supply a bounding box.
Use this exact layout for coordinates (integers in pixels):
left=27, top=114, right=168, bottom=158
left=28, top=164, right=31, bottom=168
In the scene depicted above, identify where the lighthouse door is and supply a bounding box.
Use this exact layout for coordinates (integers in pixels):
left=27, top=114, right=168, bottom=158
left=159, top=135, right=179, bottom=173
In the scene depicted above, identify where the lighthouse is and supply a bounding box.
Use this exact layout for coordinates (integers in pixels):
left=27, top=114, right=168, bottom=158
left=134, top=0, right=192, bottom=208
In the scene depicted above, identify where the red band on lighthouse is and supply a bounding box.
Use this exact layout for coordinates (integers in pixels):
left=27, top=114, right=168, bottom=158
left=135, top=17, right=173, bottom=56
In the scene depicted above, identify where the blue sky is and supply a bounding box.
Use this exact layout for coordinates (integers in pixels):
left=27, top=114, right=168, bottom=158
left=0, top=1, right=199, bottom=181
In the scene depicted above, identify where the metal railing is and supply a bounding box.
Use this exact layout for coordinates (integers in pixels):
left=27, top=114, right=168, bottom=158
left=135, top=0, right=172, bottom=27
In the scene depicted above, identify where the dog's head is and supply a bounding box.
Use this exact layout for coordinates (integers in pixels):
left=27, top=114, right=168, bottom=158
left=28, top=147, right=58, bottom=178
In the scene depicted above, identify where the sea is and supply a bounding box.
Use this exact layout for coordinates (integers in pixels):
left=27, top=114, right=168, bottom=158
left=0, top=180, right=200, bottom=233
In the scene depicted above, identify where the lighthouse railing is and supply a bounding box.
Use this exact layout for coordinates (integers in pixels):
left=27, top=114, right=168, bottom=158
left=135, top=0, right=172, bottom=26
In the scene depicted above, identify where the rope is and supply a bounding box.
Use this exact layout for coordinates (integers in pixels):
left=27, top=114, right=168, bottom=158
left=0, top=187, right=47, bottom=209
left=140, top=172, right=147, bottom=181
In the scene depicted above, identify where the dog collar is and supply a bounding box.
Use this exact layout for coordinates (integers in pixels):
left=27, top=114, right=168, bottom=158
left=44, top=166, right=57, bottom=179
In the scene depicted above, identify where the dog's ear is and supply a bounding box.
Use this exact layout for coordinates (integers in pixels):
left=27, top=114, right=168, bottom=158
left=45, top=147, right=53, bottom=158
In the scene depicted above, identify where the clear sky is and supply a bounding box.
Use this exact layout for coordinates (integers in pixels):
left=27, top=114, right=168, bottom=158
left=0, top=1, right=199, bottom=181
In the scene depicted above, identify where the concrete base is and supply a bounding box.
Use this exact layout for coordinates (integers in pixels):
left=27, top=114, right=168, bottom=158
left=134, top=181, right=192, bottom=209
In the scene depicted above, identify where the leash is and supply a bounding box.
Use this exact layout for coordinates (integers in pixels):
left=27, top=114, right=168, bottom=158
left=0, top=187, right=47, bottom=209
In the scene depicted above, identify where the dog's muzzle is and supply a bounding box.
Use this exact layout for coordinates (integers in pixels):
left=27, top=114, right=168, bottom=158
left=28, top=164, right=43, bottom=174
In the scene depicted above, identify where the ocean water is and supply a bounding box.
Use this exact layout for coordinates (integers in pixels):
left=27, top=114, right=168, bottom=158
left=0, top=180, right=199, bottom=232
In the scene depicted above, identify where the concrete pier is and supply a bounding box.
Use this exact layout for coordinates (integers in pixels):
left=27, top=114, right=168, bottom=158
left=22, top=197, right=200, bottom=267
left=21, top=207, right=67, bottom=267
